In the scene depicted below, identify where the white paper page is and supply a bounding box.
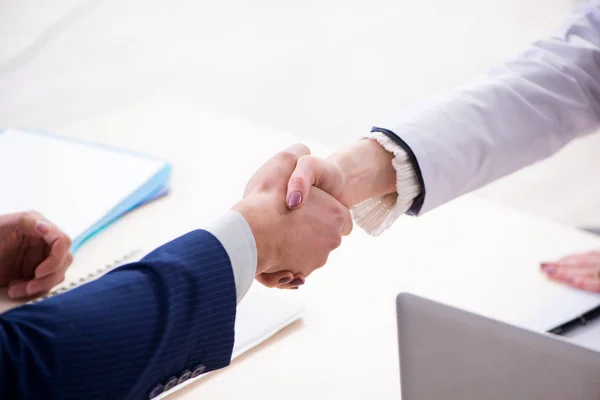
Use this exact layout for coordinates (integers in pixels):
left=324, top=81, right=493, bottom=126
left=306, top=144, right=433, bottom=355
left=0, top=129, right=165, bottom=241
left=515, top=288, right=600, bottom=332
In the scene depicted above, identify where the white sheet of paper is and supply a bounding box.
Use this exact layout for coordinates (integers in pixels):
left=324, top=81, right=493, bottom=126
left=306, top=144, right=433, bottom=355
left=0, top=129, right=165, bottom=241
left=515, top=288, right=600, bottom=332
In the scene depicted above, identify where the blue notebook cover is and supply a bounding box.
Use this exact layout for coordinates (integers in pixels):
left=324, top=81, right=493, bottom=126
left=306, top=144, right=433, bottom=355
left=0, top=129, right=172, bottom=252
left=71, top=165, right=171, bottom=252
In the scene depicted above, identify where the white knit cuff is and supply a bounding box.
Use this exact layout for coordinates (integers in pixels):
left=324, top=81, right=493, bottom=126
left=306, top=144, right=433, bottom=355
left=350, top=132, right=421, bottom=236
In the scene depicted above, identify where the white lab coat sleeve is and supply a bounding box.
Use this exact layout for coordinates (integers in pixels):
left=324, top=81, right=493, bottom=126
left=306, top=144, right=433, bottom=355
left=374, top=3, right=600, bottom=215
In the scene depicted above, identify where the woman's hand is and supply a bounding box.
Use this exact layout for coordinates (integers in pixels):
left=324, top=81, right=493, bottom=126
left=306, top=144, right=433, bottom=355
left=541, top=251, right=600, bottom=292
left=286, top=155, right=351, bottom=208
left=0, top=211, right=73, bottom=299
left=285, top=139, right=396, bottom=210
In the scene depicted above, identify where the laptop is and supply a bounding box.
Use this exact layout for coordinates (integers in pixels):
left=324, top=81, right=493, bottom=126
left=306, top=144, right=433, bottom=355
left=396, top=293, right=600, bottom=399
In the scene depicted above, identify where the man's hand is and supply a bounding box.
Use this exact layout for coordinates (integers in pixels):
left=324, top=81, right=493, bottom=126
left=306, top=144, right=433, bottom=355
left=234, top=144, right=353, bottom=289
left=0, top=211, right=73, bottom=299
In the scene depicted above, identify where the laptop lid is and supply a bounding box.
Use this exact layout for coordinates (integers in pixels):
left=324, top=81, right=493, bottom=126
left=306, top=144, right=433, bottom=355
left=397, top=293, right=600, bottom=400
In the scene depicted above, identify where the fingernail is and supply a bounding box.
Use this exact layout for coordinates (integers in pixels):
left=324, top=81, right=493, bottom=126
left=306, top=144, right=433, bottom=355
left=541, top=263, right=556, bottom=273
left=26, top=282, right=41, bottom=295
left=278, top=277, right=292, bottom=284
left=8, top=284, right=26, bottom=299
left=287, top=192, right=302, bottom=207
left=289, top=278, right=304, bottom=286
left=35, top=220, right=50, bottom=234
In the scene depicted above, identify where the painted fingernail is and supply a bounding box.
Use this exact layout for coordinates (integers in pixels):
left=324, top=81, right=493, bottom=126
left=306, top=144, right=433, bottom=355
left=35, top=220, right=50, bottom=234
left=541, top=263, right=556, bottom=273
left=287, top=192, right=302, bottom=207
left=278, top=277, right=292, bottom=284
left=289, top=278, right=304, bottom=286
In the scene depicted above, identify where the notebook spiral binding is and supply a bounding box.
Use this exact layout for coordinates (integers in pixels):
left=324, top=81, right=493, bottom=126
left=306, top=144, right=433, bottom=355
left=28, top=249, right=143, bottom=305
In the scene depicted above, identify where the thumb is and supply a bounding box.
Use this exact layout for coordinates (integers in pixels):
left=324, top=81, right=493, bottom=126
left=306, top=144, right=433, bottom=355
left=0, top=212, right=52, bottom=240
left=286, top=155, right=346, bottom=209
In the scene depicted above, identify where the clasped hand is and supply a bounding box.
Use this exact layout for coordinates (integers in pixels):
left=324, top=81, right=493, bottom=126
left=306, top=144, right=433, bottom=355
left=234, top=144, right=353, bottom=289
left=0, top=211, right=72, bottom=299
left=244, top=140, right=393, bottom=289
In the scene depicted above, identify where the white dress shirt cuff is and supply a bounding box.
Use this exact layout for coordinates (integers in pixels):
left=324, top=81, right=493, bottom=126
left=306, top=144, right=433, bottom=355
left=350, top=132, right=421, bottom=236
left=203, top=210, right=257, bottom=304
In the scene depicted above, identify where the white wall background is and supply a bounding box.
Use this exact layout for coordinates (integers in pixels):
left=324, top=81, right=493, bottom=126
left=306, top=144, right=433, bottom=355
left=1, top=0, right=599, bottom=227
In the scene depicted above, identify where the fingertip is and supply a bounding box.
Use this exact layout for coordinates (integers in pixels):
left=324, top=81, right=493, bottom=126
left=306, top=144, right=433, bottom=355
left=278, top=271, right=294, bottom=285
left=8, top=280, right=27, bottom=299
left=289, top=277, right=305, bottom=287
left=540, top=263, right=557, bottom=274
left=284, top=143, right=311, bottom=158
left=35, top=220, right=51, bottom=234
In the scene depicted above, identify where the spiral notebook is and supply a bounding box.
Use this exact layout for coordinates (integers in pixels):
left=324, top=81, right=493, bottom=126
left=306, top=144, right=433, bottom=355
left=0, top=128, right=172, bottom=252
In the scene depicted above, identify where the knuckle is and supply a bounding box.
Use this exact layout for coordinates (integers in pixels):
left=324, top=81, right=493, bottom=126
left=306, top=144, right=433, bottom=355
left=26, top=210, right=42, bottom=220
left=318, top=254, right=330, bottom=268
left=288, top=176, right=306, bottom=188
left=249, top=177, right=274, bottom=193
left=277, top=150, right=298, bottom=164
left=290, top=143, right=310, bottom=156
left=16, top=211, right=33, bottom=228
left=332, top=205, right=347, bottom=220
left=298, top=154, right=316, bottom=167
left=330, top=235, right=342, bottom=249
left=56, top=273, right=66, bottom=284
left=63, top=235, right=73, bottom=248
left=17, top=212, right=28, bottom=225
left=345, top=220, right=354, bottom=235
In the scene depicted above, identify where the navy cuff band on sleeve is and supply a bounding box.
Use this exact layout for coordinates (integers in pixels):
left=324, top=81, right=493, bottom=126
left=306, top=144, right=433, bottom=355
left=371, top=127, right=426, bottom=215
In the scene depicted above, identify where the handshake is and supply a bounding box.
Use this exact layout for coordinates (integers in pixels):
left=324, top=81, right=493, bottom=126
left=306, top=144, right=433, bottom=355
left=233, top=143, right=356, bottom=289
left=4, top=140, right=600, bottom=298
left=0, top=139, right=397, bottom=298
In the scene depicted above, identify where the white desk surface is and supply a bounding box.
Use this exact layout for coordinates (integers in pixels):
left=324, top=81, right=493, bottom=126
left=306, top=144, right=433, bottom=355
left=52, top=94, right=600, bottom=400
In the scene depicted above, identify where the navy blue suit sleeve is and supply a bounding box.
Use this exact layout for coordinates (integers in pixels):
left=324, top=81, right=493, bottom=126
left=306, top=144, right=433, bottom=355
left=0, top=229, right=237, bottom=400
